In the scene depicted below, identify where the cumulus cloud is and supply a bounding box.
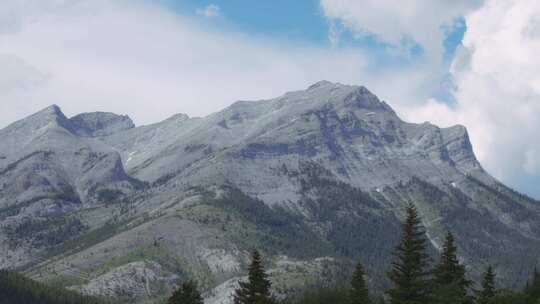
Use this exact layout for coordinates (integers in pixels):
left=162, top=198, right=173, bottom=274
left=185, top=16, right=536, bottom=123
left=452, top=0, right=540, bottom=183
left=321, top=0, right=540, bottom=196
left=0, top=0, right=370, bottom=127
left=0, top=54, right=48, bottom=93
left=319, top=0, right=485, bottom=124
left=196, top=4, right=220, bottom=18
left=320, top=0, right=483, bottom=63
left=404, top=0, right=540, bottom=196
left=524, top=149, right=540, bottom=175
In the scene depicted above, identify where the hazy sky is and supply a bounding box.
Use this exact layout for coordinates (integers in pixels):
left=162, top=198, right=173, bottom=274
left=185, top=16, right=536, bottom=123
left=1, top=0, right=540, bottom=199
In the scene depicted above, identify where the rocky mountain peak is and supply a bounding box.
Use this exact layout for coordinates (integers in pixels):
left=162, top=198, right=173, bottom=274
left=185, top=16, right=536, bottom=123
left=69, top=112, right=135, bottom=137
left=2, top=105, right=135, bottom=141
left=307, top=80, right=335, bottom=90
left=29, top=104, right=70, bottom=126
left=0, top=104, right=72, bottom=140
left=39, top=104, right=63, bottom=116
left=164, top=113, right=190, bottom=123
left=290, top=81, right=394, bottom=114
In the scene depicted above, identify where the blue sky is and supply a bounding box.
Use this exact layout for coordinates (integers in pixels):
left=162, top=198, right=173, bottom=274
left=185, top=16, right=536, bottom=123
left=161, top=0, right=467, bottom=104
left=165, top=0, right=465, bottom=61
left=1, top=0, right=539, bottom=199
left=162, top=0, right=330, bottom=45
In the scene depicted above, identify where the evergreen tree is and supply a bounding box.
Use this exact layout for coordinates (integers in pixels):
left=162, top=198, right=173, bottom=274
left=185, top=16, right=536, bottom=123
left=386, top=203, right=431, bottom=304
left=525, top=268, right=540, bottom=304
left=350, top=262, right=370, bottom=304
left=168, top=280, right=203, bottom=304
left=234, top=250, right=274, bottom=304
left=432, top=232, right=471, bottom=304
left=477, top=266, right=496, bottom=304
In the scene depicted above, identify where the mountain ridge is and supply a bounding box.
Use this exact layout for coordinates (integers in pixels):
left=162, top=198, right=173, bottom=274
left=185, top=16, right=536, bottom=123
left=0, top=81, right=539, bottom=304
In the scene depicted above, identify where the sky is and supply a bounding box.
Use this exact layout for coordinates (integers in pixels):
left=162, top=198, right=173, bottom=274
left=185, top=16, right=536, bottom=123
left=1, top=0, right=539, bottom=199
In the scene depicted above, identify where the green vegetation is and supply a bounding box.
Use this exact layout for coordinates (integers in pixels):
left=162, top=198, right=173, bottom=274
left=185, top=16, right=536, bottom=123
left=167, top=281, right=203, bottom=304
left=234, top=250, right=275, bottom=304
left=43, top=214, right=143, bottom=258
left=525, top=269, right=540, bottom=303
left=204, top=187, right=332, bottom=258
left=0, top=270, right=105, bottom=304
left=2, top=192, right=540, bottom=304
left=5, top=216, right=87, bottom=248
left=432, top=232, right=471, bottom=304
left=350, top=263, right=370, bottom=304
left=294, top=161, right=402, bottom=288
left=477, top=266, right=496, bottom=304
left=281, top=203, right=540, bottom=304
left=288, top=288, right=350, bottom=304
left=386, top=204, right=431, bottom=304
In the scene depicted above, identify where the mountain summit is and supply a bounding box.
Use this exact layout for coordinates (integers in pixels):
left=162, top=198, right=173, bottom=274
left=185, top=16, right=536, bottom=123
left=0, top=82, right=539, bottom=303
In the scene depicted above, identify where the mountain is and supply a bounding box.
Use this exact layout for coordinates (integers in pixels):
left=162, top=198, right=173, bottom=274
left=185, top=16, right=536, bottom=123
left=1, top=81, right=539, bottom=303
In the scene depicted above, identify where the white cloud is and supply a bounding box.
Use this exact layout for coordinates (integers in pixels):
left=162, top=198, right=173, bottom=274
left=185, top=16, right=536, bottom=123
left=320, top=0, right=540, bottom=196
left=450, top=0, right=540, bottom=183
left=328, top=20, right=342, bottom=48
left=196, top=4, right=220, bottom=18
left=320, top=0, right=483, bottom=63
left=318, top=0, right=486, bottom=137
left=524, top=149, right=540, bottom=175
left=404, top=0, right=540, bottom=196
left=0, top=54, right=48, bottom=93
left=0, top=0, right=369, bottom=128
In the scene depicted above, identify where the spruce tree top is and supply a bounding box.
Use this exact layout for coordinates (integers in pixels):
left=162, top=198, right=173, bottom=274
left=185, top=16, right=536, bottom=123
left=526, top=268, right=540, bottom=301
left=386, top=203, right=431, bottom=304
left=168, top=280, right=203, bottom=304
left=434, top=232, right=469, bottom=287
left=477, top=265, right=496, bottom=304
left=234, top=250, right=273, bottom=304
left=350, top=262, right=370, bottom=304
left=432, top=231, right=471, bottom=304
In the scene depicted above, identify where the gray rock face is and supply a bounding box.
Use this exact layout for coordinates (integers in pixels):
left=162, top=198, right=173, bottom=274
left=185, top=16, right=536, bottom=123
left=0, top=105, right=141, bottom=252
left=73, top=260, right=178, bottom=302
left=101, top=81, right=485, bottom=203
left=1, top=82, right=539, bottom=303
left=69, top=112, right=135, bottom=137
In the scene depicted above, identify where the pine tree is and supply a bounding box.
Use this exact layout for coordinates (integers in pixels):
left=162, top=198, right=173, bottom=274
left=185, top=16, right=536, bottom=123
left=234, top=250, right=274, bottom=304
left=350, top=262, right=370, bottom=304
left=525, top=268, right=540, bottom=304
left=432, top=232, right=471, bottom=304
left=476, top=266, right=496, bottom=304
left=386, top=203, right=431, bottom=304
left=168, top=280, right=203, bottom=304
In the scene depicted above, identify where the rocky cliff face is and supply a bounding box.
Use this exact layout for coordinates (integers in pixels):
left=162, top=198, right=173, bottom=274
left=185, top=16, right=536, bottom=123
left=0, top=105, right=141, bottom=212
left=0, top=82, right=539, bottom=303
left=69, top=112, right=135, bottom=137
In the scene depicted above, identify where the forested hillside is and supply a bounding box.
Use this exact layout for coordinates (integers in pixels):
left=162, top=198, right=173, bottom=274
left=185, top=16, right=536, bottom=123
left=2, top=205, right=540, bottom=304
left=0, top=270, right=105, bottom=304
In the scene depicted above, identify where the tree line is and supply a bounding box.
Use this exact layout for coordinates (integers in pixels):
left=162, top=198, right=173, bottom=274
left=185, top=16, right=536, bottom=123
left=1, top=204, right=539, bottom=304
left=168, top=204, right=540, bottom=304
